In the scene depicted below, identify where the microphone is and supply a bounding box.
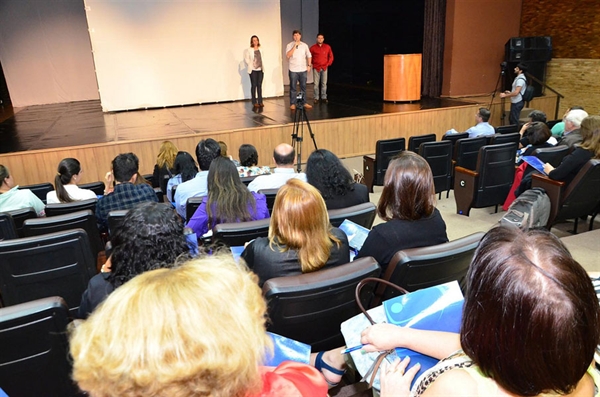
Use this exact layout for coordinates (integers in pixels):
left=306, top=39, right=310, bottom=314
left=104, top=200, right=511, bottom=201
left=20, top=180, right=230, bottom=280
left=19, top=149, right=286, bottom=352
left=296, top=45, right=298, bottom=49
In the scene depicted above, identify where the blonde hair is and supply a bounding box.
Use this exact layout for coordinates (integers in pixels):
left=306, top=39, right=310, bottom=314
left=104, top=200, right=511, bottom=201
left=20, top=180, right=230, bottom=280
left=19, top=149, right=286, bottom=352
left=70, top=256, right=271, bottom=397
left=269, top=179, right=340, bottom=273
left=580, top=115, right=600, bottom=158
left=156, top=141, right=178, bottom=169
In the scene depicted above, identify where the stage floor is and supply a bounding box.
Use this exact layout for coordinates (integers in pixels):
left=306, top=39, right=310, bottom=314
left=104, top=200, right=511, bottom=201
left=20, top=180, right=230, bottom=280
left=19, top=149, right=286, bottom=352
left=0, top=84, right=473, bottom=154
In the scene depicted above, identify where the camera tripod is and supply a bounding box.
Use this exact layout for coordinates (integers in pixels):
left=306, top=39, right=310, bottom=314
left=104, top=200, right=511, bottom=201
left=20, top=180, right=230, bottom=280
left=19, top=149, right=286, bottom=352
left=291, top=97, right=318, bottom=173
left=489, top=62, right=507, bottom=125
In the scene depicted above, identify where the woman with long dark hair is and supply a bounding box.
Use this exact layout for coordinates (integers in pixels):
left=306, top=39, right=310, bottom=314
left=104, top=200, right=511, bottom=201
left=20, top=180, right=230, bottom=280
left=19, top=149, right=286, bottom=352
left=244, top=35, right=265, bottom=108
left=46, top=158, right=97, bottom=204
left=187, top=157, right=269, bottom=237
left=166, top=151, right=198, bottom=203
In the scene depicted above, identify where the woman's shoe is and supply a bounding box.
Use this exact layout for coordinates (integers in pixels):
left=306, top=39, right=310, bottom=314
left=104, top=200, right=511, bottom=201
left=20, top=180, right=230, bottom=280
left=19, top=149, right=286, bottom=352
left=314, top=351, right=346, bottom=387
left=259, top=103, right=264, bottom=107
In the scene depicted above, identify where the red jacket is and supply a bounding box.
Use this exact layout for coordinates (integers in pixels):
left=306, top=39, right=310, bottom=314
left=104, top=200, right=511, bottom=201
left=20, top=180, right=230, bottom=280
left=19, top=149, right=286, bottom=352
left=309, top=43, right=334, bottom=71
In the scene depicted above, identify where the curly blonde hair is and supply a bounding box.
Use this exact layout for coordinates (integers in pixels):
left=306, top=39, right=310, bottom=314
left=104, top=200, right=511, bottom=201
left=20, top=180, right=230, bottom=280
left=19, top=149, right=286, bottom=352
left=70, top=256, right=271, bottom=397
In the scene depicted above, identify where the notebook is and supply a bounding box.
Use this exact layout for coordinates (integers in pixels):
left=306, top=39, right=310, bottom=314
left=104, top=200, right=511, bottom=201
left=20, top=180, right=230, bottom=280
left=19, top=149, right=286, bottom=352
left=522, top=155, right=547, bottom=175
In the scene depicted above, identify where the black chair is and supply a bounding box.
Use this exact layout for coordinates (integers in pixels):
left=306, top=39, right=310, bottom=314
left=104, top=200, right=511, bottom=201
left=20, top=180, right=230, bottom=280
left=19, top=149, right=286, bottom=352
left=546, top=119, right=561, bottom=130
left=19, top=182, right=54, bottom=204
left=4, top=207, right=37, bottom=237
left=107, top=209, right=129, bottom=236
left=78, top=181, right=104, bottom=196
left=454, top=136, right=487, bottom=169
left=495, top=124, right=519, bottom=134
left=419, top=140, right=453, bottom=199
left=241, top=175, right=259, bottom=186
left=154, top=187, right=164, bottom=203
left=328, top=202, right=377, bottom=229
left=374, top=232, right=485, bottom=305
left=0, top=229, right=96, bottom=315
left=532, top=145, right=570, bottom=167
left=263, top=257, right=381, bottom=351
left=454, top=142, right=518, bottom=216
left=0, top=297, right=83, bottom=396
left=213, top=218, right=271, bottom=247
left=186, top=196, right=205, bottom=222
left=442, top=132, right=468, bottom=155
left=142, top=173, right=154, bottom=186
left=363, top=138, right=406, bottom=193
left=489, top=132, right=520, bottom=145
left=257, top=188, right=279, bottom=215
left=407, top=133, right=436, bottom=153
left=45, top=198, right=98, bottom=217
left=22, top=210, right=103, bottom=256
left=0, top=212, right=18, bottom=240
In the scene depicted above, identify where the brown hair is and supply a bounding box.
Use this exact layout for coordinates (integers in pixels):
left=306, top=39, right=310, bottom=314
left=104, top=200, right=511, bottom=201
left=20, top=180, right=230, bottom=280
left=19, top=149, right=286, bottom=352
left=461, top=226, right=600, bottom=396
left=377, top=151, right=435, bottom=221
left=526, top=121, right=551, bottom=146
left=580, top=115, right=600, bottom=158
left=249, top=35, right=260, bottom=47
left=269, top=179, right=340, bottom=273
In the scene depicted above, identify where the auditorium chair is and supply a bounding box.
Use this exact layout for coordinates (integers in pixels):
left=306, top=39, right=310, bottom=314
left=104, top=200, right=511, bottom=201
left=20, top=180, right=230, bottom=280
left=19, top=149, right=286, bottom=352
left=532, top=159, right=600, bottom=233
left=19, top=182, right=54, bottom=204
left=257, top=188, right=279, bottom=215
left=45, top=198, right=98, bottom=217
left=78, top=180, right=105, bottom=196
left=419, top=140, right=453, bottom=199
left=241, top=175, right=259, bottom=186
left=4, top=207, right=37, bottom=237
left=0, top=229, right=96, bottom=315
left=454, top=136, right=487, bottom=169
left=372, top=232, right=485, bottom=306
left=407, top=133, right=436, bottom=153
left=532, top=145, right=570, bottom=168
left=495, top=124, right=520, bottom=134
left=328, top=202, right=377, bottom=229
left=107, top=209, right=129, bottom=236
left=263, top=257, right=381, bottom=352
left=546, top=119, right=561, bottom=130
left=363, top=138, right=405, bottom=193
left=0, top=212, right=18, bottom=240
left=213, top=218, right=271, bottom=247
left=0, top=297, right=84, bottom=396
left=454, top=142, right=518, bottom=216
left=154, top=187, right=164, bottom=203
left=441, top=132, right=468, bottom=154
left=489, top=132, right=520, bottom=145
left=186, top=196, right=205, bottom=222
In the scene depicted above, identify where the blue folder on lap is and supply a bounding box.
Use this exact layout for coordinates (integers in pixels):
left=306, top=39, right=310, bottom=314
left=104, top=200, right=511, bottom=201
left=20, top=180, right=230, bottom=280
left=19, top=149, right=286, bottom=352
left=522, top=155, right=547, bottom=175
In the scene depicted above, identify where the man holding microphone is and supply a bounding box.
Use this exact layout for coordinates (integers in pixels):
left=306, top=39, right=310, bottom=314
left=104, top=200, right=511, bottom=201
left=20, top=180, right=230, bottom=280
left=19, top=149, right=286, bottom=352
left=286, top=30, right=312, bottom=110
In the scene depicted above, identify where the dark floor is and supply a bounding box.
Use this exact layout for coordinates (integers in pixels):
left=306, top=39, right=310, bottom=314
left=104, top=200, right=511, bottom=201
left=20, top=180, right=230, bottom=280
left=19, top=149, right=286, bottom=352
left=0, top=84, right=473, bottom=154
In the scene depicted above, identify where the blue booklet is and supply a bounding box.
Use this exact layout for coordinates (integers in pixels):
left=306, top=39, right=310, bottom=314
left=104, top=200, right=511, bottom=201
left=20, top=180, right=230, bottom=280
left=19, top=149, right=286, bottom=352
left=338, top=219, right=370, bottom=251
left=522, top=155, right=547, bottom=175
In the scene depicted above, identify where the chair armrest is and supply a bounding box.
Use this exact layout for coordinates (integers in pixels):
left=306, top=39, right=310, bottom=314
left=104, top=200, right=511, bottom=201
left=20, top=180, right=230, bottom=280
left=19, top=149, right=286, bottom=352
left=531, top=173, right=565, bottom=227
left=363, top=155, right=376, bottom=193
left=453, top=166, right=479, bottom=216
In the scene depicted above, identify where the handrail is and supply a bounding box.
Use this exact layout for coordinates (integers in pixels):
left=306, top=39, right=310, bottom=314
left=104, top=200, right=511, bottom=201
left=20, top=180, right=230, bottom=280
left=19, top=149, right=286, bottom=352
left=525, top=72, right=564, bottom=120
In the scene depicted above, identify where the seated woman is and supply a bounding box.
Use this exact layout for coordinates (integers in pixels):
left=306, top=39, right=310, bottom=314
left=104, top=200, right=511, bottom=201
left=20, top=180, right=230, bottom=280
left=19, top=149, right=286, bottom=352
left=237, top=143, right=271, bottom=177
left=166, top=151, right=198, bottom=203
left=306, top=149, right=369, bottom=209
left=544, top=115, right=600, bottom=186
left=46, top=158, right=97, bottom=204
left=186, top=156, right=269, bottom=237
left=241, top=178, right=350, bottom=287
left=77, top=201, right=191, bottom=318
left=70, top=255, right=331, bottom=396
left=355, top=151, right=448, bottom=275
left=152, top=140, right=178, bottom=194
left=361, top=226, right=600, bottom=397
left=0, top=164, right=45, bottom=216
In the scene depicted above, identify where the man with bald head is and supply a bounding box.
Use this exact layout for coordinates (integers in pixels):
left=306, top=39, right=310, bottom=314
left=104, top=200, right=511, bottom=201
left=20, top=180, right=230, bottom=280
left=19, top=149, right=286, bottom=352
left=247, top=143, right=306, bottom=192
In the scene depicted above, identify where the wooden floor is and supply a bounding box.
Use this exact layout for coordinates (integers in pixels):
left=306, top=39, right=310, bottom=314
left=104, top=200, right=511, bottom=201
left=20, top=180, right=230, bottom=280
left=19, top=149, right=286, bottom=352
left=0, top=84, right=556, bottom=187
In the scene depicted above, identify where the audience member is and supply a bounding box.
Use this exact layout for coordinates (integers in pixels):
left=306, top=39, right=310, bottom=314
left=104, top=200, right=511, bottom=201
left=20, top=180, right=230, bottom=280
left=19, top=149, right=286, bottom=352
left=96, top=153, right=158, bottom=231
left=78, top=202, right=190, bottom=318
left=238, top=143, right=271, bottom=177
left=152, top=140, right=177, bottom=195
left=355, top=151, right=448, bottom=275
left=465, top=108, right=494, bottom=138
left=70, top=255, right=329, bottom=396
left=558, top=108, right=589, bottom=148
left=544, top=115, right=600, bottom=186
left=218, top=140, right=240, bottom=166
left=187, top=157, right=269, bottom=237
left=174, top=138, right=221, bottom=219
left=242, top=179, right=349, bottom=286
left=362, top=226, right=600, bottom=397
left=518, top=109, right=549, bottom=147
left=166, top=151, right=198, bottom=203
left=247, top=143, right=306, bottom=192
left=0, top=165, right=45, bottom=216
left=517, top=121, right=553, bottom=165
left=46, top=158, right=97, bottom=204
left=305, top=149, right=369, bottom=209
left=551, top=105, right=584, bottom=138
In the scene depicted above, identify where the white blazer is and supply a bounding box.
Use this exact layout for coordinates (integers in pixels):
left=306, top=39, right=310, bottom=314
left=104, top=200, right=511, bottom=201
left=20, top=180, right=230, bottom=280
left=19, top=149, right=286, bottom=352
left=244, top=47, right=265, bottom=74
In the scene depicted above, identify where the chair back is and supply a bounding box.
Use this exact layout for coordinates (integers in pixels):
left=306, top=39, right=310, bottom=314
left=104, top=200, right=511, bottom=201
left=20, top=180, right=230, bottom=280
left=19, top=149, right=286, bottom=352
left=0, top=297, right=82, bottom=396
left=0, top=229, right=96, bottom=315
left=257, top=188, right=279, bottom=215
left=474, top=143, right=518, bottom=207
left=142, top=173, right=154, bottom=186
left=546, top=119, right=561, bottom=129
left=455, top=136, right=487, bottom=169
left=241, top=175, right=258, bottom=186
left=375, top=138, right=405, bottom=185
left=154, top=187, right=164, bottom=203
left=533, top=145, right=570, bottom=167
left=4, top=207, right=37, bottom=237
left=442, top=132, right=468, bottom=154
left=407, top=133, right=436, bottom=153
left=23, top=210, right=103, bottom=256
left=328, top=202, right=377, bottom=229
left=377, top=232, right=484, bottom=303
left=19, top=182, right=54, bottom=204
left=186, top=196, right=205, bottom=222
left=78, top=181, right=104, bottom=196
left=0, top=213, right=18, bottom=240
left=263, top=257, right=381, bottom=351
left=490, top=132, right=520, bottom=145
left=107, top=209, right=129, bottom=236
left=419, top=140, right=453, bottom=196
left=213, top=218, right=271, bottom=247
left=45, top=198, right=98, bottom=217
left=495, top=124, right=519, bottom=134
left=556, top=160, right=600, bottom=223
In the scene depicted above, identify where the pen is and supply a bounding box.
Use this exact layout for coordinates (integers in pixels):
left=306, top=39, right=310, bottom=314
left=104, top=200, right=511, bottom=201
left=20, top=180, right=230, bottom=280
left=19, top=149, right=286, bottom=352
left=341, top=344, right=364, bottom=354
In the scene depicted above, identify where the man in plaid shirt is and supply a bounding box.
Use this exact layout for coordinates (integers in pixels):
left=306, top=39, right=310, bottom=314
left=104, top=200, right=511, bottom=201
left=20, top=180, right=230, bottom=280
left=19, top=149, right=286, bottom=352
left=96, top=153, right=158, bottom=232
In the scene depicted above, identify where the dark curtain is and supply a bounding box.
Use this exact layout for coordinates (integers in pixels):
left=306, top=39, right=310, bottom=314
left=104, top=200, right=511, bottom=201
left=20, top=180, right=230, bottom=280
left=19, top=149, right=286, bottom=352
left=422, top=0, right=446, bottom=98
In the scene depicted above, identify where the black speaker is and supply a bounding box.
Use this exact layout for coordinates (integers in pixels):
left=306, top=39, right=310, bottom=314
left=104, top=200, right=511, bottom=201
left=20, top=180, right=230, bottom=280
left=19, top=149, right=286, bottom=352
left=505, top=36, right=552, bottom=62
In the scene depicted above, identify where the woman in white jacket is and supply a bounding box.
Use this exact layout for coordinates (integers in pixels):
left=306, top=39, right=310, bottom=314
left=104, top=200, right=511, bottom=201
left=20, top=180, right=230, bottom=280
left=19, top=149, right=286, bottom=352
left=244, top=35, right=265, bottom=108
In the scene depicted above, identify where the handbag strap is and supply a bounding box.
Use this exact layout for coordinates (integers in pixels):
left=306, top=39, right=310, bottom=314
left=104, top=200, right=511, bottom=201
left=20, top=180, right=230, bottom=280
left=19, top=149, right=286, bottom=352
left=355, top=277, right=409, bottom=325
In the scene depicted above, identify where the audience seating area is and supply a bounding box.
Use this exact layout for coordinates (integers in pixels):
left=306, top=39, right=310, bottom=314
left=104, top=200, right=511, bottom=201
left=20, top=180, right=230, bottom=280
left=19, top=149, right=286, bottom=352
left=363, top=137, right=405, bottom=193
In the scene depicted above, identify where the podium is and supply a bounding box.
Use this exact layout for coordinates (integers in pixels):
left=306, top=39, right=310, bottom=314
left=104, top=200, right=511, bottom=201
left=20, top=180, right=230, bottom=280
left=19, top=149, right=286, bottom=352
left=384, top=54, right=422, bottom=102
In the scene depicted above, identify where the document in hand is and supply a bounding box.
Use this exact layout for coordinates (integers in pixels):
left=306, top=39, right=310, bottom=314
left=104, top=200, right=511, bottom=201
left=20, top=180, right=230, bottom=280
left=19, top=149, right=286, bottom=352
left=340, top=281, right=463, bottom=390
left=522, top=155, right=547, bottom=175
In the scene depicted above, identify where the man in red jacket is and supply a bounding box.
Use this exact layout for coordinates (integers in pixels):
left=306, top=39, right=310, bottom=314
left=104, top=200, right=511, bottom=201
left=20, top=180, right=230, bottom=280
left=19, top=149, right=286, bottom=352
left=309, top=34, right=334, bottom=104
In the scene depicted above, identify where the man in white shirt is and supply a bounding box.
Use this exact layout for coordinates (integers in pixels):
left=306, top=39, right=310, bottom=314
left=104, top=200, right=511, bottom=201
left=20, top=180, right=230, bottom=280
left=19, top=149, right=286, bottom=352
left=464, top=108, right=495, bottom=138
left=286, top=30, right=313, bottom=110
left=248, top=143, right=306, bottom=192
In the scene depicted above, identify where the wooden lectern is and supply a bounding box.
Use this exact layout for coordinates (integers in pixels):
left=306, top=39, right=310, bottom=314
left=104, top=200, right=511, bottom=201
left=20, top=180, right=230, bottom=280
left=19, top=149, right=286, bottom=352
left=384, top=54, right=422, bottom=102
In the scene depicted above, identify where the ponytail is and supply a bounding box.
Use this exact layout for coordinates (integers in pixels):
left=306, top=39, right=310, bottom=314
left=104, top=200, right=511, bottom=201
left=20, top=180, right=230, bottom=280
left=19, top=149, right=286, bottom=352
left=55, top=158, right=81, bottom=203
